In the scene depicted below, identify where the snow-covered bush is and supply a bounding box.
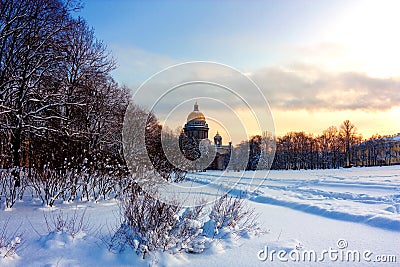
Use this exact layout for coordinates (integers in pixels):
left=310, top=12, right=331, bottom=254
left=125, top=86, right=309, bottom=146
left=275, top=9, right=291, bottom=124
left=108, top=191, right=205, bottom=258
left=0, top=218, right=22, bottom=259
left=29, top=168, right=76, bottom=207
left=0, top=168, right=27, bottom=209
left=204, top=194, right=261, bottom=239
left=43, top=208, right=89, bottom=238
left=27, top=166, right=129, bottom=206
left=109, top=189, right=262, bottom=259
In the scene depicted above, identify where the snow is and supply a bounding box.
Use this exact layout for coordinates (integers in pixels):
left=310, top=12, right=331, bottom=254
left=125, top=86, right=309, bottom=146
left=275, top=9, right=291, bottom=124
left=1, top=166, right=399, bottom=266
left=384, top=133, right=400, bottom=141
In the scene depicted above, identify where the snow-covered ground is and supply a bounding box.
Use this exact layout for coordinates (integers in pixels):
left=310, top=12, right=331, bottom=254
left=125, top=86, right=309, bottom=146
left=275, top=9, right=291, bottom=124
left=1, top=166, right=399, bottom=266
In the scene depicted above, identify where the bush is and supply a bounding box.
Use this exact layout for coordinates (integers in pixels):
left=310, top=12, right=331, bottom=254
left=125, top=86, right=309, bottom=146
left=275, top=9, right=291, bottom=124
left=0, top=218, right=22, bottom=259
left=203, top=194, right=261, bottom=239
left=108, top=191, right=205, bottom=258
left=108, top=189, right=262, bottom=259
left=43, top=208, right=89, bottom=238
left=0, top=168, right=27, bottom=209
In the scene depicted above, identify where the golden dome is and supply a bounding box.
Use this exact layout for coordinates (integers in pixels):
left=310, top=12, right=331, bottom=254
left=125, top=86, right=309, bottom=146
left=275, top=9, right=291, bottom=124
left=187, top=111, right=205, bottom=122
left=187, top=102, right=206, bottom=122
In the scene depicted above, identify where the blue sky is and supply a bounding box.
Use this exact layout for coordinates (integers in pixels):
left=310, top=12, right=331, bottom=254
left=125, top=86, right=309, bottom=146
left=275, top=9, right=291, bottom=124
left=78, top=0, right=400, bottom=139
left=80, top=0, right=344, bottom=78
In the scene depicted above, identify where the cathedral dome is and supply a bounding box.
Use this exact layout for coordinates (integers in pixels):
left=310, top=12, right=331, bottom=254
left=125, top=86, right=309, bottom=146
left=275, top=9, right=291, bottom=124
left=214, top=131, right=222, bottom=140
left=182, top=102, right=208, bottom=140
left=187, top=102, right=206, bottom=122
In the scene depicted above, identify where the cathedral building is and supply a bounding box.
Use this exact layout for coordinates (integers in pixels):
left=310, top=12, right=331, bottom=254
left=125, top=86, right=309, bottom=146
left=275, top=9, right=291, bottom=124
left=183, top=102, right=209, bottom=140
left=179, top=102, right=231, bottom=170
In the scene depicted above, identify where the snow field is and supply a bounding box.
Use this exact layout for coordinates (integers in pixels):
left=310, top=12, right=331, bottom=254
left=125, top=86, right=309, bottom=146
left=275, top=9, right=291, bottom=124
left=0, top=166, right=399, bottom=266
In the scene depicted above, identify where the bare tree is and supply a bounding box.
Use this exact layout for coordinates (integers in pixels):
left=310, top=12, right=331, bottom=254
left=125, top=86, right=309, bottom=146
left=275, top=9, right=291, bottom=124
left=0, top=0, right=79, bottom=168
left=340, top=120, right=356, bottom=167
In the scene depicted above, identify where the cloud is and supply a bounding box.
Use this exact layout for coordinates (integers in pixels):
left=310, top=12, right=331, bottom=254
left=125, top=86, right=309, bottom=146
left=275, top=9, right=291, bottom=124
left=250, top=64, right=400, bottom=111
left=111, top=46, right=399, bottom=114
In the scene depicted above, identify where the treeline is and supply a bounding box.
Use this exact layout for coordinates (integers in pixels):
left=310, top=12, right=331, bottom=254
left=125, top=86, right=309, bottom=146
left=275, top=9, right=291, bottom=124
left=243, top=120, right=363, bottom=170
left=0, top=0, right=130, bottom=208
left=272, top=122, right=359, bottom=170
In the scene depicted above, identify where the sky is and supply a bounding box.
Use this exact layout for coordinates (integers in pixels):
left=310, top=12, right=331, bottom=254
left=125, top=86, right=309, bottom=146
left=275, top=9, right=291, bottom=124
left=78, top=0, right=400, bottom=143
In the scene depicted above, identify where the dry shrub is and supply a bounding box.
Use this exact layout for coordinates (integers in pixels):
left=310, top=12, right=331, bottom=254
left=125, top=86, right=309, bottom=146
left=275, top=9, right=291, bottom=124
left=108, top=188, right=262, bottom=258
left=43, top=208, right=89, bottom=238
left=0, top=218, right=23, bottom=259
left=108, top=192, right=205, bottom=258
